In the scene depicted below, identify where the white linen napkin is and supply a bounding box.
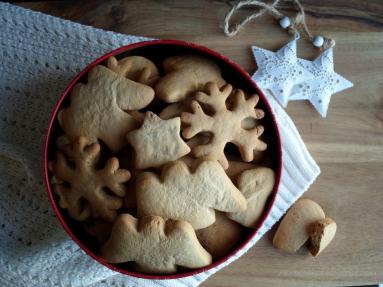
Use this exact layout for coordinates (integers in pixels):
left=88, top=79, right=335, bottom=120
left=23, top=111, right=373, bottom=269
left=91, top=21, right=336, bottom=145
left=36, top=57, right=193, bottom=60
left=0, top=3, right=320, bottom=287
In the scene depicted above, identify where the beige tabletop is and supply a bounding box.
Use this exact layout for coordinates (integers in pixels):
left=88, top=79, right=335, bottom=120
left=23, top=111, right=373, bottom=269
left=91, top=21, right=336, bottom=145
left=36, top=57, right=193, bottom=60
left=16, top=0, right=383, bottom=286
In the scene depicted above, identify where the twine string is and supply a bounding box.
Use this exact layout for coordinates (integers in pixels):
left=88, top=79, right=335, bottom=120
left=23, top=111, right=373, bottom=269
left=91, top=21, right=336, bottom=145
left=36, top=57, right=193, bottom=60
left=223, top=0, right=335, bottom=50
left=223, top=0, right=282, bottom=36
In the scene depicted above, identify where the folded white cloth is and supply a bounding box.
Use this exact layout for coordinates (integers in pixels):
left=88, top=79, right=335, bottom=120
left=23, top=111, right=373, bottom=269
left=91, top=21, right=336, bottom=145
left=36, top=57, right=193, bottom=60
left=0, top=3, right=320, bottom=287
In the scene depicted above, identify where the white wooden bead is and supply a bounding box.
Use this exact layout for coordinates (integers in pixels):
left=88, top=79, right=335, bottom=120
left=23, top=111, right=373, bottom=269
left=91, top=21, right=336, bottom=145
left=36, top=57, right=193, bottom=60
left=279, top=16, right=291, bottom=29
left=313, top=35, right=324, bottom=48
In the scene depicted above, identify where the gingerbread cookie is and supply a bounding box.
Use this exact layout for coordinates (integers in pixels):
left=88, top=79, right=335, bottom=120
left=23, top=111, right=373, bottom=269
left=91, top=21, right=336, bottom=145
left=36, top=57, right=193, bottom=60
left=136, top=159, right=247, bottom=229
left=228, top=167, right=276, bottom=228
left=50, top=136, right=131, bottom=221
left=273, top=199, right=326, bottom=253
left=224, top=160, right=257, bottom=179
left=181, top=82, right=267, bottom=169
left=159, top=98, right=194, bottom=120
left=106, top=55, right=160, bottom=86
left=186, top=132, right=211, bottom=149
left=155, top=55, right=225, bottom=103
left=100, top=214, right=212, bottom=274
left=127, top=112, right=191, bottom=169
left=60, top=65, right=154, bottom=153
left=308, top=217, right=337, bottom=256
left=196, top=211, right=245, bottom=259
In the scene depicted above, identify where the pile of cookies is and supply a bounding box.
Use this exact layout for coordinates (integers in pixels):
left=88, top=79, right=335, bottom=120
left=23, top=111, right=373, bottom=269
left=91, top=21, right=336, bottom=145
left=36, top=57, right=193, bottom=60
left=49, top=53, right=277, bottom=274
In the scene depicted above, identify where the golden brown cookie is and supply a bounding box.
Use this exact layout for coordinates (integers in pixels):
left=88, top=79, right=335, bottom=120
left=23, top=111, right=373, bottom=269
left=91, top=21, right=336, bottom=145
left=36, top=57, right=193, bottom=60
left=273, top=199, right=325, bottom=253
left=159, top=98, right=194, bottom=120
left=100, top=214, right=212, bottom=274
left=181, top=82, right=267, bottom=169
left=308, top=217, right=337, bottom=256
left=136, top=159, right=247, bottom=229
left=228, top=167, right=276, bottom=228
left=107, top=56, right=160, bottom=86
left=126, top=112, right=191, bottom=169
left=60, top=65, right=154, bottom=153
left=224, top=160, right=257, bottom=179
left=186, top=132, right=211, bottom=149
left=50, top=136, right=131, bottom=222
left=196, top=211, right=245, bottom=259
left=155, top=55, right=225, bottom=103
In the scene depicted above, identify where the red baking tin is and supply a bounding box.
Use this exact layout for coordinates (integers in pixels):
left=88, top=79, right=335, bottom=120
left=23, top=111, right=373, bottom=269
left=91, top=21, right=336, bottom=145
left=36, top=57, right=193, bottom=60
left=43, top=40, right=282, bottom=280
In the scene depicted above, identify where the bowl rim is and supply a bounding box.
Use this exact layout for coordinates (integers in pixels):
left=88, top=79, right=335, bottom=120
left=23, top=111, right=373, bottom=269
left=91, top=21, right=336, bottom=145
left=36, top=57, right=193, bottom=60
left=42, top=39, right=283, bottom=280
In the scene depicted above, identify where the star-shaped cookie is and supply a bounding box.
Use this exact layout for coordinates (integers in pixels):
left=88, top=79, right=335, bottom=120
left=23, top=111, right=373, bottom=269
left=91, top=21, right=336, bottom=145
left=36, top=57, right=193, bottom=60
left=252, top=38, right=314, bottom=107
left=127, top=112, right=191, bottom=169
left=60, top=65, right=155, bottom=153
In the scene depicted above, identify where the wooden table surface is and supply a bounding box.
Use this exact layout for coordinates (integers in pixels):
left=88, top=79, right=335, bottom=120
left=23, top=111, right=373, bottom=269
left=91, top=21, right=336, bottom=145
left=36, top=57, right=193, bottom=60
left=14, top=1, right=383, bottom=286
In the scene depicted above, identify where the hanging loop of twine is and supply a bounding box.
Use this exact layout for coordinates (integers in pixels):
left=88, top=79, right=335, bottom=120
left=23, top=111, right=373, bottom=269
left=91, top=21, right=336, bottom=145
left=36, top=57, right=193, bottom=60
left=223, top=0, right=335, bottom=50
left=223, top=0, right=282, bottom=37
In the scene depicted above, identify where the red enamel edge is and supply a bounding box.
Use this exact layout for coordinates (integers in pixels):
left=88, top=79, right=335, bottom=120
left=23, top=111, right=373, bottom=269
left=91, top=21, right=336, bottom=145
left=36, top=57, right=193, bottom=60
left=42, top=39, right=283, bottom=280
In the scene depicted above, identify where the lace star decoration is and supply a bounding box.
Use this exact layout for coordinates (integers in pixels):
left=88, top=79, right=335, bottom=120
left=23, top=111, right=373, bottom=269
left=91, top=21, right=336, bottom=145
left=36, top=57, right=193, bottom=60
left=292, top=48, right=354, bottom=117
left=251, top=39, right=353, bottom=117
left=251, top=38, right=313, bottom=107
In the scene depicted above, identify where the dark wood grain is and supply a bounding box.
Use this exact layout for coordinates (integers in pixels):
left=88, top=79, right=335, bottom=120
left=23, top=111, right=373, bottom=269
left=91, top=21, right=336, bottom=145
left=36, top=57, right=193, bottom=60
left=14, top=0, right=383, bottom=31
left=11, top=1, right=383, bottom=286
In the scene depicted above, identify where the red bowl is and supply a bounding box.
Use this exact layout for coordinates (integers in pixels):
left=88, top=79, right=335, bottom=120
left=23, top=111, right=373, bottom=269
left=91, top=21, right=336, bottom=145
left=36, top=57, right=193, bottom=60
left=43, top=40, right=282, bottom=280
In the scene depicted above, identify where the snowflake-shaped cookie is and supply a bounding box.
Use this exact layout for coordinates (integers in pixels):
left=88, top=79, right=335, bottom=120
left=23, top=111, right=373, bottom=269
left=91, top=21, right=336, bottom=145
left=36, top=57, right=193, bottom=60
left=181, top=82, right=267, bottom=169
left=50, top=136, right=131, bottom=222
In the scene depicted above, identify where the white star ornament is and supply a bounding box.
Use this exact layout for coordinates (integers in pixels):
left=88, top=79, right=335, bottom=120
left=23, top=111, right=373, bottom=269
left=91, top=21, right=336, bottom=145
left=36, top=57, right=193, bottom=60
left=289, top=47, right=353, bottom=117
left=251, top=38, right=314, bottom=107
